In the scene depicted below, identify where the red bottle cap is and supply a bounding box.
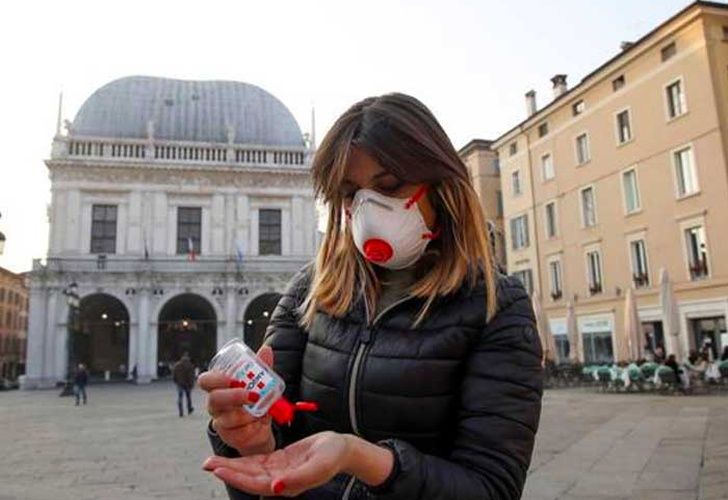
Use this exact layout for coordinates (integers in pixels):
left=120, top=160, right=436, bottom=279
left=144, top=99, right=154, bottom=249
left=363, top=238, right=393, bottom=263
left=268, top=397, right=319, bottom=426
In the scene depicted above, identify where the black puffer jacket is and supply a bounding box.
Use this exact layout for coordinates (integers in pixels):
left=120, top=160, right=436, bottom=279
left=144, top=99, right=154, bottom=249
left=209, top=265, right=543, bottom=499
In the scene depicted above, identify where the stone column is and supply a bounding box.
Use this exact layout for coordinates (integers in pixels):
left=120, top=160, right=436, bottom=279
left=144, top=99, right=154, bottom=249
left=43, top=290, right=59, bottom=385
left=54, top=299, right=69, bottom=383
left=22, top=285, right=47, bottom=389
left=224, top=288, right=237, bottom=349
left=137, top=289, right=153, bottom=383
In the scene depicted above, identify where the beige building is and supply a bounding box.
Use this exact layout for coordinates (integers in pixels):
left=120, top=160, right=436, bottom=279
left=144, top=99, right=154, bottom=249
left=459, top=139, right=507, bottom=271
left=492, top=1, right=728, bottom=364
left=0, top=267, right=28, bottom=383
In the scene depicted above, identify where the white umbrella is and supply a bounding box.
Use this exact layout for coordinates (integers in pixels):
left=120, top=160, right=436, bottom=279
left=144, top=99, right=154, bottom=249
left=624, top=287, right=642, bottom=361
left=659, top=268, right=682, bottom=360
left=531, top=289, right=557, bottom=363
left=566, top=300, right=581, bottom=363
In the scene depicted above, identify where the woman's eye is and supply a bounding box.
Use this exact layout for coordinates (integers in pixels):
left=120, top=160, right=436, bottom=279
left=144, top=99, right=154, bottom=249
left=379, top=181, right=405, bottom=194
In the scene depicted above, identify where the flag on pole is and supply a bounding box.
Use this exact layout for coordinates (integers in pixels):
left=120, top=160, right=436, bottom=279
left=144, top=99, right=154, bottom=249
left=187, top=237, right=197, bottom=262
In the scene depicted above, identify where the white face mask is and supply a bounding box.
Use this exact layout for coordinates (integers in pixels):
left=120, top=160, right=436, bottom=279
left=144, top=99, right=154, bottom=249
left=349, top=187, right=437, bottom=270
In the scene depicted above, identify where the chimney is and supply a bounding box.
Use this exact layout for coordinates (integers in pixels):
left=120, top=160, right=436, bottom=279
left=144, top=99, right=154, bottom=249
left=620, top=41, right=634, bottom=51
left=551, top=74, right=568, bottom=98
left=525, top=90, right=537, bottom=117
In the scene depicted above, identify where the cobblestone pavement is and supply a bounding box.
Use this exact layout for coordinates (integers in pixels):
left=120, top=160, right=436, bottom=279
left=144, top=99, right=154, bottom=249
left=524, top=389, right=728, bottom=500
left=1, top=384, right=726, bottom=499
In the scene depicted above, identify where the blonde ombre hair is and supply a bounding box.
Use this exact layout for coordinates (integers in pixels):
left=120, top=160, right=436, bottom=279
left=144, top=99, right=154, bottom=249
left=300, top=93, right=497, bottom=328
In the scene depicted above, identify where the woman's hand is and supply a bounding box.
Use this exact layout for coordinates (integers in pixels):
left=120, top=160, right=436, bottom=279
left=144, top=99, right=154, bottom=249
left=198, top=346, right=276, bottom=456
left=202, top=431, right=395, bottom=497
left=202, top=431, right=350, bottom=496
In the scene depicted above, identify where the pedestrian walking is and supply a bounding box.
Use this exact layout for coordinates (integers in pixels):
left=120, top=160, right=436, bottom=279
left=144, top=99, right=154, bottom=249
left=173, top=353, right=196, bottom=417
left=73, top=363, right=88, bottom=406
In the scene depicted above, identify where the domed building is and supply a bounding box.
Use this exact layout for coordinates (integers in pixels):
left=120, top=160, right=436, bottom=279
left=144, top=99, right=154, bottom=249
left=23, top=76, right=317, bottom=388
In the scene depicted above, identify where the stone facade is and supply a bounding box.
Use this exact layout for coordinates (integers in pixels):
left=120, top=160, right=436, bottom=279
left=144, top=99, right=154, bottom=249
left=22, top=78, right=317, bottom=388
left=0, top=267, right=28, bottom=384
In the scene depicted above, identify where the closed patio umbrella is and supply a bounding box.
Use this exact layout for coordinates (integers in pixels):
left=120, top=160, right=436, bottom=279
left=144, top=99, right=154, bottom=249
left=624, top=287, right=642, bottom=361
left=532, top=289, right=557, bottom=363
left=659, top=268, right=682, bottom=360
left=566, top=300, right=581, bottom=363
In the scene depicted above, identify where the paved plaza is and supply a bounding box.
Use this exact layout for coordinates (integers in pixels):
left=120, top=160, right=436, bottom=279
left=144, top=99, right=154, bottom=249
left=0, top=384, right=726, bottom=500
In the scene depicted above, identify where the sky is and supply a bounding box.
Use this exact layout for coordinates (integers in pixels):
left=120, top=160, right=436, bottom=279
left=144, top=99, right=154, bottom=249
left=0, top=0, right=696, bottom=273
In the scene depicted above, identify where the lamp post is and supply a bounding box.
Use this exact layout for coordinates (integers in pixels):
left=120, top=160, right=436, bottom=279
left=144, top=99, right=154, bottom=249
left=59, top=282, right=80, bottom=396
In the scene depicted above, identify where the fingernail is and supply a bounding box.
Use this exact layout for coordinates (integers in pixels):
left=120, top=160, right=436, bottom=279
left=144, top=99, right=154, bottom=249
left=202, top=458, right=215, bottom=471
left=272, top=479, right=285, bottom=494
left=248, top=392, right=260, bottom=403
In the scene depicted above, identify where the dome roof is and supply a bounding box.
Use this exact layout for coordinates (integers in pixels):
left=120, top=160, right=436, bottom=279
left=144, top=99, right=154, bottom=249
left=71, top=76, right=304, bottom=147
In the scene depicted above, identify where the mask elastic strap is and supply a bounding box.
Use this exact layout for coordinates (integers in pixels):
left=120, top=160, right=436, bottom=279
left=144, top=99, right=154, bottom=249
left=404, top=185, right=428, bottom=209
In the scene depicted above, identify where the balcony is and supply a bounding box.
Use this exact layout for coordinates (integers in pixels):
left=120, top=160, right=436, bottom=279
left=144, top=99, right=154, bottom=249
left=688, top=258, right=709, bottom=280
left=51, top=136, right=310, bottom=170
left=632, top=272, right=650, bottom=288
left=588, top=283, right=603, bottom=295
left=33, top=255, right=308, bottom=276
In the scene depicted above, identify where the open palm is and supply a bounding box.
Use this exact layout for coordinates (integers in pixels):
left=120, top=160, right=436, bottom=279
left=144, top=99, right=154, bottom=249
left=203, top=431, right=351, bottom=497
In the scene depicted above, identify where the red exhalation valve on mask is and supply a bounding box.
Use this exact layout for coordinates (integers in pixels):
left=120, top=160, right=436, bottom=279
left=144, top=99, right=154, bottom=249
left=363, top=238, right=393, bottom=263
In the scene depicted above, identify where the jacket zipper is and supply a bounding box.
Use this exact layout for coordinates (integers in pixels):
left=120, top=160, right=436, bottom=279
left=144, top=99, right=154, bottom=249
left=347, top=295, right=413, bottom=436
left=343, top=295, right=415, bottom=500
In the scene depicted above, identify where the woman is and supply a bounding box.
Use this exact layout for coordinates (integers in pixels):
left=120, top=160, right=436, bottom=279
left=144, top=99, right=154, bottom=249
left=200, top=93, right=543, bottom=499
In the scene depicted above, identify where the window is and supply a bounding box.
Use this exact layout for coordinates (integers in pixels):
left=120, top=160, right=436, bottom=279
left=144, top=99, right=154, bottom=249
left=541, top=153, right=554, bottom=181
left=616, top=109, right=632, bottom=144
left=259, top=209, right=282, bottom=255
left=176, top=207, right=202, bottom=255
left=549, top=260, right=563, bottom=300
left=492, top=158, right=500, bottom=173
left=723, top=25, right=728, bottom=41
left=580, top=186, right=597, bottom=227
left=538, top=122, right=549, bottom=138
left=510, top=214, right=529, bottom=250
left=666, top=79, right=686, bottom=119
left=661, top=42, right=676, bottom=62
left=90, top=205, right=117, bottom=254
left=673, top=146, right=698, bottom=197
left=576, top=133, right=590, bottom=165
left=545, top=201, right=558, bottom=239
left=509, top=142, right=518, bottom=156
left=630, top=239, right=650, bottom=288
left=513, top=269, right=533, bottom=295
left=685, top=225, right=709, bottom=280
left=496, top=190, right=503, bottom=217
left=511, top=170, right=522, bottom=196
left=622, top=168, right=641, bottom=213
left=612, top=75, right=625, bottom=91
left=0, top=289, right=4, bottom=302
left=572, top=100, right=585, bottom=116
left=586, top=250, right=603, bottom=295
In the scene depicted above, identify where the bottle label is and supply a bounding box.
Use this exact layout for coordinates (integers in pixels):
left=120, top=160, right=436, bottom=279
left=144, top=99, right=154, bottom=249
left=232, top=358, right=279, bottom=408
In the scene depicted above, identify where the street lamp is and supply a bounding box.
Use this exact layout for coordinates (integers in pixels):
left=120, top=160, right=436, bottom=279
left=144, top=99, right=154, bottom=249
left=59, top=282, right=80, bottom=396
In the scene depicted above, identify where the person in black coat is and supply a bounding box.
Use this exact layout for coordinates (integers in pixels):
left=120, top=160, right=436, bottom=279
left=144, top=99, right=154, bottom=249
left=200, top=93, right=543, bottom=499
left=73, top=363, right=89, bottom=406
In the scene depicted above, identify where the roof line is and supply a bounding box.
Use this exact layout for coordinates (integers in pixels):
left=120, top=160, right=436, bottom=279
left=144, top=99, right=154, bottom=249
left=492, top=1, right=728, bottom=146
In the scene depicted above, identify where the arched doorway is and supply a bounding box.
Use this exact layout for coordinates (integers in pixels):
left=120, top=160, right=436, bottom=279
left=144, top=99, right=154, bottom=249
left=244, top=293, right=282, bottom=352
left=157, top=294, right=217, bottom=377
left=77, top=294, right=130, bottom=379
